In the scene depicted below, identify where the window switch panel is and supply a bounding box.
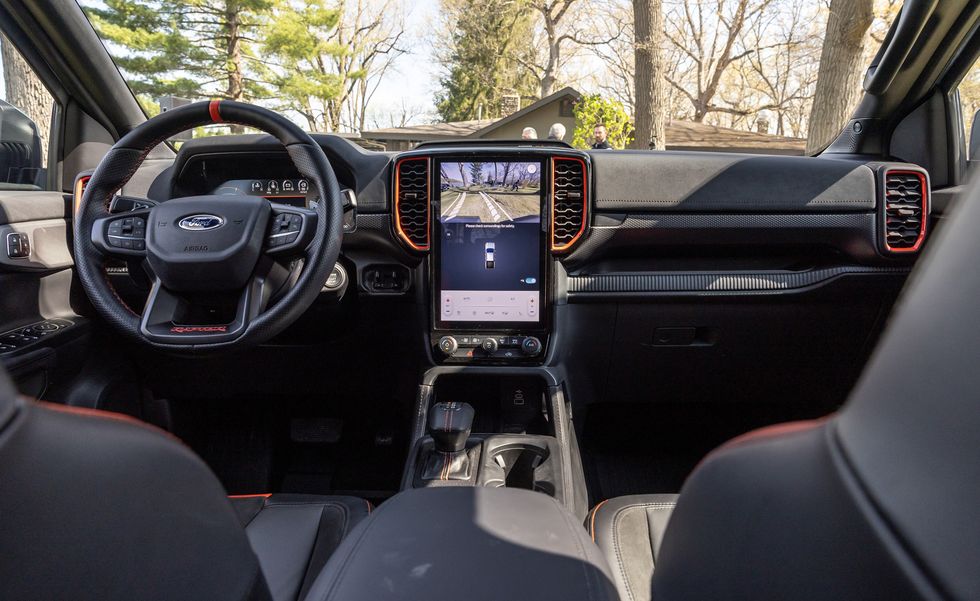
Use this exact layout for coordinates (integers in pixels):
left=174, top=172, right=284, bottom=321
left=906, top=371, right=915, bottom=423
left=6, top=232, right=30, bottom=259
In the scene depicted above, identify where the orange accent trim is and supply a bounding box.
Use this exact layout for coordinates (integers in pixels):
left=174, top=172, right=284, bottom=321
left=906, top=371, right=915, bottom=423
left=393, top=156, right=430, bottom=251
left=36, top=401, right=184, bottom=445
left=228, top=493, right=272, bottom=499
left=365, top=499, right=373, bottom=513
left=550, top=156, right=588, bottom=253
left=691, top=416, right=831, bottom=474
left=883, top=169, right=928, bottom=254
left=589, top=499, right=609, bottom=541
left=73, top=175, right=91, bottom=215
left=209, top=100, right=224, bottom=123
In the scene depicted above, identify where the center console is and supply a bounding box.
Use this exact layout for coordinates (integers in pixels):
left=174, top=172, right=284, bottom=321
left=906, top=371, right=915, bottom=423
left=306, top=487, right=618, bottom=601
left=400, top=367, right=590, bottom=520
left=391, top=146, right=592, bottom=518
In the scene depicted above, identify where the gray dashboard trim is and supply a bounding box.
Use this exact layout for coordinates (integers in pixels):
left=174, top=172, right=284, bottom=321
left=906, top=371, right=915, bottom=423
left=590, top=151, right=876, bottom=213
left=567, top=266, right=909, bottom=296
left=565, top=212, right=881, bottom=266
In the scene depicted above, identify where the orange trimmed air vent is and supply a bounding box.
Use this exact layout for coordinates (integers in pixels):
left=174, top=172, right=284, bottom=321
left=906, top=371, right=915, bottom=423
left=393, top=157, right=430, bottom=251
left=550, top=156, right=587, bottom=252
left=883, top=169, right=927, bottom=253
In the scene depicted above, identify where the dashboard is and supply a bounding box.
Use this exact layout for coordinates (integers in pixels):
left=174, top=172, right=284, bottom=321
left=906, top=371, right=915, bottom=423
left=144, top=134, right=929, bottom=373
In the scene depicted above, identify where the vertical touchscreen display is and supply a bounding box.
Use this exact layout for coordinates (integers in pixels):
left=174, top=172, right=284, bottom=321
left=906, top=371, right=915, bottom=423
left=437, top=161, right=542, bottom=324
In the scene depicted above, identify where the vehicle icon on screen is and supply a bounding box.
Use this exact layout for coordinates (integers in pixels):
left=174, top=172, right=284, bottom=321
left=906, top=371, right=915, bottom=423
left=485, top=242, right=495, bottom=269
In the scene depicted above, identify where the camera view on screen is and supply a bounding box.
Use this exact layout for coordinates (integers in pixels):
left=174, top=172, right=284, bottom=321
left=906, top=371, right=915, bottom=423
left=440, top=162, right=541, bottom=223
left=438, top=161, right=542, bottom=324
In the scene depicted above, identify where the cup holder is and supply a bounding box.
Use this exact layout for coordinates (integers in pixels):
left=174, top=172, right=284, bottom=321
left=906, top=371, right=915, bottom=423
left=485, top=442, right=554, bottom=495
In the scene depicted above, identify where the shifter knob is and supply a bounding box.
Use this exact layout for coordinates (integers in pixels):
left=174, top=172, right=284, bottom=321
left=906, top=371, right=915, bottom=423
left=428, top=402, right=475, bottom=453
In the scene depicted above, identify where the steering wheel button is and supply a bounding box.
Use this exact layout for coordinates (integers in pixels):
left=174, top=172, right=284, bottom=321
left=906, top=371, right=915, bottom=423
left=134, top=240, right=145, bottom=250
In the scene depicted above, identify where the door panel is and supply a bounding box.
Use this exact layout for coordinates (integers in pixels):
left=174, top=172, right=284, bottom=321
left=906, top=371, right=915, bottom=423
left=0, top=190, right=88, bottom=397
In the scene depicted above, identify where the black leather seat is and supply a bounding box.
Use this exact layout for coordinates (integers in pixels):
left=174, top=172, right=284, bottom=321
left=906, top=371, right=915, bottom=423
left=592, top=175, right=980, bottom=600
left=589, top=494, right=677, bottom=601
left=0, top=379, right=370, bottom=601
left=231, top=494, right=371, bottom=601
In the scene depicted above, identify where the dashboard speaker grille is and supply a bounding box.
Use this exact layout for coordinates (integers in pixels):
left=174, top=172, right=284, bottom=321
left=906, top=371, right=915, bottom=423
left=394, top=157, right=430, bottom=251
left=883, top=170, right=927, bottom=253
left=551, top=156, right=587, bottom=252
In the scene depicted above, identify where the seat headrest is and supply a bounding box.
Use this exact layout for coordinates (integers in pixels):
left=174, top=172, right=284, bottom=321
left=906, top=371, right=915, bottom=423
left=837, top=172, right=980, bottom=601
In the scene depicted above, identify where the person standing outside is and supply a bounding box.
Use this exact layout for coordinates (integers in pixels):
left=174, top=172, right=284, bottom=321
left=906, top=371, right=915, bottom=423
left=547, top=122, right=566, bottom=141
left=591, top=124, right=611, bottom=149
left=522, top=127, right=538, bottom=140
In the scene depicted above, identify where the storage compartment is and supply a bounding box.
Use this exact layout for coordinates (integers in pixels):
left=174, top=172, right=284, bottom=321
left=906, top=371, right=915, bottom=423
left=307, top=487, right=618, bottom=601
left=480, top=435, right=561, bottom=498
left=491, top=444, right=548, bottom=489
left=431, top=374, right=550, bottom=435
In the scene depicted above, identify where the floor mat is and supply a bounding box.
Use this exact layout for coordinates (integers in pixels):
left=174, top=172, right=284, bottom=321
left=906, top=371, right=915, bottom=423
left=170, top=396, right=407, bottom=505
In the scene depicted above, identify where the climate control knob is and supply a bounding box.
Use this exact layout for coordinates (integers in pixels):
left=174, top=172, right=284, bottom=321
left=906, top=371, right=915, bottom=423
left=481, top=338, right=499, bottom=353
left=437, top=336, right=458, bottom=356
left=521, top=336, right=542, bottom=356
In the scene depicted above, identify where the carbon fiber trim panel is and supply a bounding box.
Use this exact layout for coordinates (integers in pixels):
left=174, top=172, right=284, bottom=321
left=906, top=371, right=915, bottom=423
left=598, top=213, right=875, bottom=229
left=567, top=266, right=908, bottom=295
left=355, top=213, right=391, bottom=230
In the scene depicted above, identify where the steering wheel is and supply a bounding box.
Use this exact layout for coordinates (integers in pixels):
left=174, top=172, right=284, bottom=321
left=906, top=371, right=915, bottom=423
left=73, top=100, right=343, bottom=352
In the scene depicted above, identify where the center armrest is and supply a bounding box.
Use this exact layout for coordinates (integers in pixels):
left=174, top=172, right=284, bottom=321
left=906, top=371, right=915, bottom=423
left=304, top=487, right=618, bottom=601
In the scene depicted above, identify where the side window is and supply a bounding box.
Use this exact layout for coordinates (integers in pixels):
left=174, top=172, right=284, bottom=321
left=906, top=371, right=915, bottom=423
left=959, top=56, right=980, bottom=161
left=0, top=33, right=55, bottom=190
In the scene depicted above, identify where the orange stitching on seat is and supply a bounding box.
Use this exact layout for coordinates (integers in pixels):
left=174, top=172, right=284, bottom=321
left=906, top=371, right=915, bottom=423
left=36, top=401, right=184, bottom=445
left=589, top=499, right=609, bottom=542
left=228, top=493, right=272, bottom=499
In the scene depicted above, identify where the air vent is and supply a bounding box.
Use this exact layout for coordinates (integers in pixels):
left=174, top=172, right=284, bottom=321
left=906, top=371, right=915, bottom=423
left=883, top=170, right=927, bottom=253
left=551, top=156, right=588, bottom=252
left=394, top=157, right=430, bottom=251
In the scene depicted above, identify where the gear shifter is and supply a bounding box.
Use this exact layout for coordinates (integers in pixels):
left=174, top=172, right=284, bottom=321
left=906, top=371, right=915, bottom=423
left=421, top=402, right=475, bottom=481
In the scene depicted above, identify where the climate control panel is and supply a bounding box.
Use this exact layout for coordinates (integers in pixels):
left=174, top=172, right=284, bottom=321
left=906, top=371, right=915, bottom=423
left=432, top=333, right=544, bottom=364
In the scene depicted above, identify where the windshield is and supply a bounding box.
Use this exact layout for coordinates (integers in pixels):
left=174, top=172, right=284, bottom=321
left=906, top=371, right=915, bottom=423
left=80, top=0, right=900, bottom=155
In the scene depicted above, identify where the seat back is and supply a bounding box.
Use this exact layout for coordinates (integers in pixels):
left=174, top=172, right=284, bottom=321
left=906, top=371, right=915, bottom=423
left=0, top=370, right=270, bottom=601
left=652, top=175, right=980, bottom=601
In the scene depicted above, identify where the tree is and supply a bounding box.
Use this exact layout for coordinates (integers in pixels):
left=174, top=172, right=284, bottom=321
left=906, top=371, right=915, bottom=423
left=525, top=0, right=578, bottom=98
left=338, top=0, right=408, bottom=133
left=263, top=0, right=407, bottom=133
left=740, top=0, right=822, bottom=136
left=1, top=33, right=52, bottom=160
left=262, top=1, right=345, bottom=132
left=664, top=0, right=775, bottom=122
left=85, top=0, right=272, bottom=130
left=571, top=94, right=633, bottom=149
left=805, top=0, right=874, bottom=154
left=435, top=0, right=538, bottom=122
left=632, top=0, right=666, bottom=149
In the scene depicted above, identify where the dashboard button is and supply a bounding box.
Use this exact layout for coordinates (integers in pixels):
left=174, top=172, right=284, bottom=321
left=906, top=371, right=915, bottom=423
left=482, top=338, right=498, bottom=353
left=521, top=337, right=542, bottom=356
left=438, top=336, right=459, bottom=355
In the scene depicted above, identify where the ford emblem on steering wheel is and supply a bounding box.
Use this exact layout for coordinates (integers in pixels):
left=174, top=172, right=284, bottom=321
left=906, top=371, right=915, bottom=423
left=178, top=214, right=225, bottom=231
